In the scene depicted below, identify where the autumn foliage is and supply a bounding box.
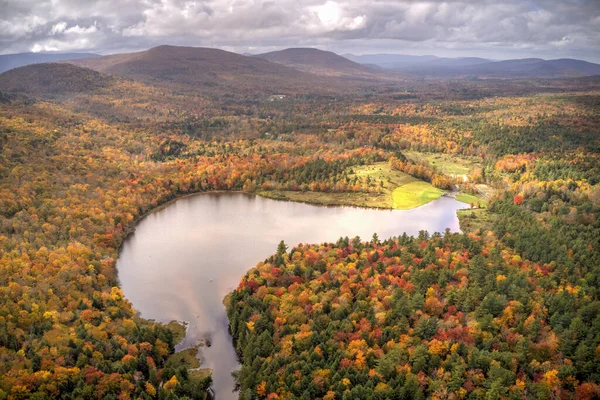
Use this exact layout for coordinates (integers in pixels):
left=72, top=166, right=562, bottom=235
left=1, top=64, right=599, bottom=400
left=229, top=232, right=600, bottom=399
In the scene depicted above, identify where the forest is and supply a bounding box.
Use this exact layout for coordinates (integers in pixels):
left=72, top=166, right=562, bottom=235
left=0, top=58, right=599, bottom=400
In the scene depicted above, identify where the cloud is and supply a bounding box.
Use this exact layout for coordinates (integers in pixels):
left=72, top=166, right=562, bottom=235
left=50, top=22, right=67, bottom=35
left=310, top=1, right=366, bottom=32
left=65, top=23, right=98, bottom=35
left=0, top=0, right=599, bottom=62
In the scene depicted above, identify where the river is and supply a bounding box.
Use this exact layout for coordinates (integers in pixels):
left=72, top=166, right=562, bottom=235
left=117, top=192, right=466, bottom=399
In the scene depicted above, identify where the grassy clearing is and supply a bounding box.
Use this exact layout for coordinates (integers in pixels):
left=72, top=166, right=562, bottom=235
left=350, top=162, right=416, bottom=187
left=259, top=162, right=446, bottom=210
left=404, top=151, right=481, bottom=177
left=457, top=208, right=496, bottom=233
left=392, top=182, right=444, bottom=209
left=456, top=193, right=487, bottom=207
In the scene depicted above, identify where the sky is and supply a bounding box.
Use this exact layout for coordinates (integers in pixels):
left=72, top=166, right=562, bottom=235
left=1, top=0, right=600, bottom=62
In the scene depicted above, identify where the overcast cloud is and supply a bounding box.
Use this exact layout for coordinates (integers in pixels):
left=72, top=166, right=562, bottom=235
left=1, top=0, right=599, bottom=61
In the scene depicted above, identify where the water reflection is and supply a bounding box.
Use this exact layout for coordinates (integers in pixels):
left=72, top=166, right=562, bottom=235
left=117, top=193, right=465, bottom=399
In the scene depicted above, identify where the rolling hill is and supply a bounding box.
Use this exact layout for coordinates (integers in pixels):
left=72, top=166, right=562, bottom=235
left=466, top=58, right=600, bottom=78
left=0, top=52, right=100, bottom=74
left=346, top=53, right=600, bottom=78
left=344, top=53, right=490, bottom=69
left=0, top=62, right=220, bottom=121
left=64, top=45, right=347, bottom=94
left=255, top=48, right=379, bottom=78
left=0, top=63, right=112, bottom=96
left=415, top=58, right=600, bottom=79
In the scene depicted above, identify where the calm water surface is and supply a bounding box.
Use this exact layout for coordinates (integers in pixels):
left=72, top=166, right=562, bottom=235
left=117, top=193, right=465, bottom=399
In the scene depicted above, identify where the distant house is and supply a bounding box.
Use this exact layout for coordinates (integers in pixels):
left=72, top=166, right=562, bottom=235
left=269, top=94, right=286, bottom=101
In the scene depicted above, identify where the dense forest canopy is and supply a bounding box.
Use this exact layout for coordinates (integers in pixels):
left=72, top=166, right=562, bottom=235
left=228, top=230, right=599, bottom=399
left=0, top=55, right=599, bottom=399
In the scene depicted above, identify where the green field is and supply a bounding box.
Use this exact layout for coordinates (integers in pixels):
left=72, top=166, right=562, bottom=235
left=404, top=150, right=481, bottom=177
left=350, top=162, right=415, bottom=187
left=392, top=181, right=444, bottom=209
left=260, top=162, right=446, bottom=210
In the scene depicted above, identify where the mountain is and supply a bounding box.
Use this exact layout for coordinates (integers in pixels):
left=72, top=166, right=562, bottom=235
left=0, top=52, right=100, bottom=74
left=418, top=58, right=600, bottom=79
left=348, top=53, right=600, bottom=78
left=343, top=53, right=439, bottom=68
left=0, top=63, right=112, bottom=96
left=546, top=59, right=600, bottom=76
left=255, top=48, right=379, bottom=78
left=428, top=57, right=492, bottom=67
left=0, top=62, right=239, bottom=121
left=475, top=58, right=600, bottom=78
left=346, top=53, right=600, bottom=78
left=344, top=53, right=490, bottom=69
left=64, top=45, right=345, bottom=94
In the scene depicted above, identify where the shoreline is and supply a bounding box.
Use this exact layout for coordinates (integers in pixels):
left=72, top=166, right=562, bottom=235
left=116, top=188, right=475, bottom=397
left=123, top=188, right=471, bottom=246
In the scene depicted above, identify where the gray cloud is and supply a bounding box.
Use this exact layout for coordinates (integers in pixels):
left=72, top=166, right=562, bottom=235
left=1, top=0, right=599, bottom=62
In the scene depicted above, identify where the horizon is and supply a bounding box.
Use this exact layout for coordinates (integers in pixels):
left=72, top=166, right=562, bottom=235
left=3, top=45, right=599, bottom=65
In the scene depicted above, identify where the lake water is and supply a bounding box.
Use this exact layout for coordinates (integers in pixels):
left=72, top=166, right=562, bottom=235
left=117, top=192, right=465, bottom=399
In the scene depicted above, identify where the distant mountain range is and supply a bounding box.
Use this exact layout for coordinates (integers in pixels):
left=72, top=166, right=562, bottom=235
left=455, top=58, right=600, bottom=78
left=344, top=53, right=600, bottom=78
left=62, top=46, right=404, bottom=95
left=1, top=46, right=599, bottom=102
left=63, top=45, right=342, bottom=94
left=343, top=54, right=491, bottom=69
left=0, top=52, right=100, bottom=74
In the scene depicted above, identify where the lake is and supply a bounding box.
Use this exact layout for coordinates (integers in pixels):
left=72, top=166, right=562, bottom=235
left=117, top=192, right=466, bottom=399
